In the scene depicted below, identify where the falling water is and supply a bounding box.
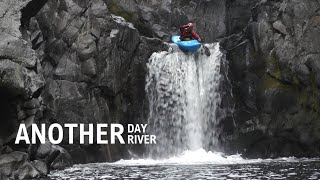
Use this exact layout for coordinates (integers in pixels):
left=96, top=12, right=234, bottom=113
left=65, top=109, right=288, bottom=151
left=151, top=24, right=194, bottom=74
left=146, top=43, right=223, bottom=158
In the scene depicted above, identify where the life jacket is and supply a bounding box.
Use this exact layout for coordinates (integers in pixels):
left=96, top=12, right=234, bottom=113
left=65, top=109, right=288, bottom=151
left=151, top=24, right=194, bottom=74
left=180, top=24, right=200, bottom=41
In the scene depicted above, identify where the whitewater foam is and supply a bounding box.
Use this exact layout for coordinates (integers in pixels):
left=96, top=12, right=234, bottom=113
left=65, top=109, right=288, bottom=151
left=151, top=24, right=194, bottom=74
left=49, top=152, right=320, bottom=180
left=113, top=149, right=262, bottom=166
left=111, top=149, right=318, bottom=167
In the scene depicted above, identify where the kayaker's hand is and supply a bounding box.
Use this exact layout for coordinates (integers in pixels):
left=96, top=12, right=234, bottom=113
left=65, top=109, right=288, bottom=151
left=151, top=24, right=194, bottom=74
left=198, top=38, right=201, bottom=42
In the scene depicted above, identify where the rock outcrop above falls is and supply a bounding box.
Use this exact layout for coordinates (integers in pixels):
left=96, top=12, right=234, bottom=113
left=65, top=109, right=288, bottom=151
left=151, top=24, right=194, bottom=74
left=106, top=0, right=258, bottom=42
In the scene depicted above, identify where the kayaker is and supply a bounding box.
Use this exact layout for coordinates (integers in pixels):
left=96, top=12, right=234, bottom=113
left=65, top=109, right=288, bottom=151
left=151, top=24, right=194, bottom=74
left=179, top=23, right=201, bottom=42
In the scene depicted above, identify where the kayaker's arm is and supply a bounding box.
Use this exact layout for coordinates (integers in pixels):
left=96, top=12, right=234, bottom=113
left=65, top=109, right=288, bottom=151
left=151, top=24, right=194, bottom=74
left=191, top=31, right=200, bottom=41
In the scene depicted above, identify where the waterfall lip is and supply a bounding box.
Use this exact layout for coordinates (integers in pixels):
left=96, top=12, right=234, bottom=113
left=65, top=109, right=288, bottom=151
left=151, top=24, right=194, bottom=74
left=167, top=42, right=220, bottom=54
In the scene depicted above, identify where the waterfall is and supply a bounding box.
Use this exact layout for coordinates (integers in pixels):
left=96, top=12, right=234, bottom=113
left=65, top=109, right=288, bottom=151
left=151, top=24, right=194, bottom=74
left=146, top=43, right=223, bottom=158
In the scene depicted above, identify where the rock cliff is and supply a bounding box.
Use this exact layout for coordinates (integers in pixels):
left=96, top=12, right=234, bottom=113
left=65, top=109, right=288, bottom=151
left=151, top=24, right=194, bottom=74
left=221, top=0, right=320, bottom=158
left=1, top=0, right=320, bottom=178
left=0, top=0, right=167, bottom=178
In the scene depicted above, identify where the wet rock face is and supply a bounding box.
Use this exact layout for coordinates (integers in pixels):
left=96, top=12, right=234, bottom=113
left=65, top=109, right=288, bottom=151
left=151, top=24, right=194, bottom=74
left=106, top=0, right=258, bottom=42
left=220, top=0, right=320, bottom=158
left=0, top=0, right=45, bottom=96
left=225, top=0, right=259, bottom=35
left=0, top=88, right=19, bottom=146
left=0, top=1, right=49, bottom=178
left=0, top=0, right=167, bottom=178
left=0, top=0, right=44, bottom=147
left=30, top=0, right=168, bottom=163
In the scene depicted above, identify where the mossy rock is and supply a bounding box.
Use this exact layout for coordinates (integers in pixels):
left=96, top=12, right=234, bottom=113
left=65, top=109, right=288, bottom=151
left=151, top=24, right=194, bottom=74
left=260, top=74, right=292, bottom=92
left=107, top=0, right=153, bottom=37
left=297, top=74, right=320, bottom=112
left=267, top=49, right=281, bottom=80
left=108, top=0, right=135, bottom=22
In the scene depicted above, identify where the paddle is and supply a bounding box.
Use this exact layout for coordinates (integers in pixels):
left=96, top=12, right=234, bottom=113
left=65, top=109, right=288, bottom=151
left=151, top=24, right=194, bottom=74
left=193, top=37, right=210, bottom=56
left=203, top=44, right=211, bottom=56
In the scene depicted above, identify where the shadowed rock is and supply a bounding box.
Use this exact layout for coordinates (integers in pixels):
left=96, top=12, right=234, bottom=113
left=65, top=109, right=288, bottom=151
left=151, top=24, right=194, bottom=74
left=220, top=0, right=320, bottom=158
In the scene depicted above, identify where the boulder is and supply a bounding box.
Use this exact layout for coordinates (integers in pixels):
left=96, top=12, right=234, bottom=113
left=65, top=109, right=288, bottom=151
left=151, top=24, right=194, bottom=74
left=31, top=160, right=48, bottom=175
left=35, top=139, right=53, bottom=159
left=0, top=60, right=44, bottom=97
left=81, top=58, right=97, bottom=77
left=0, top=151, right=29, bottom=177
left=50, top=145, right=73, bottom=170
left=272, top=20, right=288, bottom=35
left=24, top=98, right=40, bottom=109
left=0, top=146, right=13, bottom=155
left=12, top=161, right=40, bottom=179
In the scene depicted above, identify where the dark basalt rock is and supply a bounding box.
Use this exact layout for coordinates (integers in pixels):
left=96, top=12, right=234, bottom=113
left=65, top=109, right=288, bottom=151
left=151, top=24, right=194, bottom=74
left=49, top=145, right=73, bottom=170
left=105, top=0, right=258, bottom=43
left=220, top=0, right=320, bottom=158
left=1, top=0, right=320, bottom=178
left=0, top=151, right=41, bottom=179
left=1, top=0, right=166, bottom=177
left=12, top=161, right=40, bottom=179
left=31, top=160, right=48, bottom=176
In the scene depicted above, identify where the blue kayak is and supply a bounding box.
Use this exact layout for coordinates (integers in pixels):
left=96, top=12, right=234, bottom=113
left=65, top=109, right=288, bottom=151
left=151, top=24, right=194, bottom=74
left=171, top=36, right=201, bottom=53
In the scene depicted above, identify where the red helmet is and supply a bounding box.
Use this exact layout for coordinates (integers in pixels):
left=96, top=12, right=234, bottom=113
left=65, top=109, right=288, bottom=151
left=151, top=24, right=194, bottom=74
left=187, top=23, right=194, bottom=29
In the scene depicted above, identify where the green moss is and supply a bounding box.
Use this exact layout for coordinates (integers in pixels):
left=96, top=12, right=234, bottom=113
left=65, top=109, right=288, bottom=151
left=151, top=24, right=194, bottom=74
left=268, top=50, right=281, bottom=80
left=109, top=0, right=133, bottom=22
left=310, top=73, right=319, bottom=111
left=260, top=74, right=292, bottom=92
left=292, top=75, right=300, bottom=86
left=298, top=90, right=308, bottom=106
left=108, top=0, right=153, bottom=37
left=246, top=45, right=265, bottom=77
left=253, top=46, right=320, bottom=115
left=297, top=74, right=320, bottom=113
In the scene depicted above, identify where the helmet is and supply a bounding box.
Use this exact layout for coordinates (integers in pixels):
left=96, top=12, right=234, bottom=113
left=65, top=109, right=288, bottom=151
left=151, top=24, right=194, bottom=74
left=187, top=23, right=194, bottom=29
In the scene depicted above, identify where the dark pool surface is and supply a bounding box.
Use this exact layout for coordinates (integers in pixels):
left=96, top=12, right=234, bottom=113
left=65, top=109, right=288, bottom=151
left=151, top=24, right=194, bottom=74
left=49, top=159, right=320, bottom=179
